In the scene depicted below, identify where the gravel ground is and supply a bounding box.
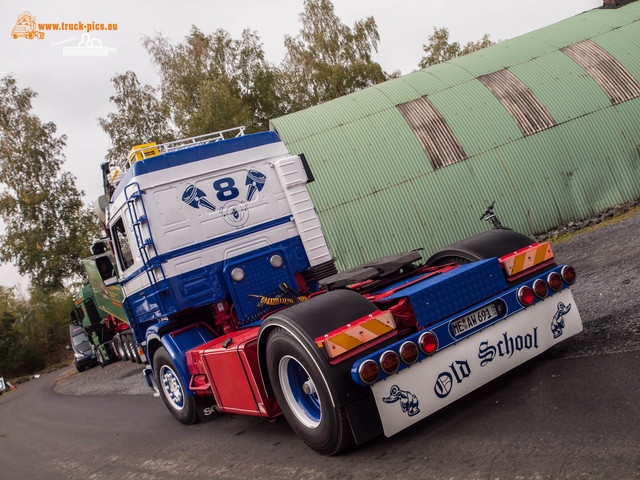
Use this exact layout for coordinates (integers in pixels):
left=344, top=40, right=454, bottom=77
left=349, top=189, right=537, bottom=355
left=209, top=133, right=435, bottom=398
left=55, top=210, right=640, bottom=395
left=550, top=209, right=640, bottom=358
left=55, top=360, right=151, bottom=396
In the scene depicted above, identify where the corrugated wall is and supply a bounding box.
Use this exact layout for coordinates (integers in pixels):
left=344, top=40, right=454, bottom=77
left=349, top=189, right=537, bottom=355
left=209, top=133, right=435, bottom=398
left=271, top=2, right=640, bottom=271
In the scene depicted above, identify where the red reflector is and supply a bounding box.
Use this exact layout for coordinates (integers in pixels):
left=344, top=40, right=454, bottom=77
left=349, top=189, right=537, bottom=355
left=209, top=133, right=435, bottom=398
left=358, top=359, right=380, bottom=384
left=518, top=286, right=535, bottom=306
left=532, top=279, right=548, bottom=299
left=419, top=331, right=437, bottom=355
left=399, top=341, right=419, bottom=365
left=380, top=350, right=400, bottom=374
left=548, top=271, right=562, bottom=291
left=561, top=265, right=576, bottom=285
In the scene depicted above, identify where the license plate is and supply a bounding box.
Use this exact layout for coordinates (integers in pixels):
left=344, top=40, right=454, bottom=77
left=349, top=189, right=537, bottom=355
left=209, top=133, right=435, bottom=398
left=450, top=304, right=498, bottom=337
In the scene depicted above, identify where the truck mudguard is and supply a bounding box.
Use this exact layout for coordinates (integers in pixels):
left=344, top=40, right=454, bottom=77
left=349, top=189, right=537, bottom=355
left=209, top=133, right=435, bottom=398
left=426, top=229, right=536, bottom=265
left=258, top=289, right=378, bottom=407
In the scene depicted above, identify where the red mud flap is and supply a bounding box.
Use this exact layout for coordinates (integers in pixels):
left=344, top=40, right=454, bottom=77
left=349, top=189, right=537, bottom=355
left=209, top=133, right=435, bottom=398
left=371, top=289, right=582, bottom=437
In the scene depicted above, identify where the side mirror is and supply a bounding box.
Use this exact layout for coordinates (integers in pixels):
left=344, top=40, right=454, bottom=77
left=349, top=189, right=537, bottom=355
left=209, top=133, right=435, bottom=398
left=66, top=345, right=72, bottom=351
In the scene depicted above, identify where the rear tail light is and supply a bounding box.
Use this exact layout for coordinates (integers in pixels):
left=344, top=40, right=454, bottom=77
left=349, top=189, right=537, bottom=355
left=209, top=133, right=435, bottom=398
left=380, top=350, right=400, bottom=374
left=547, top=271, right=563, bottom=291
left=517, top=285, right=535, bottom=306
left=399, top=341, right=419, bottom=365
left=532, top=278, right=548, bottom=299
left=561, top=265, right=576, bottom=285
left=418, top=331, right=438, bottom=355
left=358, top=359, right=380, bottom=384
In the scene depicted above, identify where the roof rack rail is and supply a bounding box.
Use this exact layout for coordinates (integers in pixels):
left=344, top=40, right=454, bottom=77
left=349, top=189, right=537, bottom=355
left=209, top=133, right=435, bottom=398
left=124, top=126, right=246, bottom=168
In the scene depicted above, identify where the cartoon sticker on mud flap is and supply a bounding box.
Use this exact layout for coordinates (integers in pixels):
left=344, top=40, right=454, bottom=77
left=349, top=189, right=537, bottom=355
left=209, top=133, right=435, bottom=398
left=551, top=302, right=571, bottom=339
left=182, top=184, right=216, bottom=212
left=382, top=385, right=420, bottom=417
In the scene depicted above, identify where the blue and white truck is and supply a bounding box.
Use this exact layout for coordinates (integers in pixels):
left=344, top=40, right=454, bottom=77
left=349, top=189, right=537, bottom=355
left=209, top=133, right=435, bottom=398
left=95, top=127, right=582, bottom=454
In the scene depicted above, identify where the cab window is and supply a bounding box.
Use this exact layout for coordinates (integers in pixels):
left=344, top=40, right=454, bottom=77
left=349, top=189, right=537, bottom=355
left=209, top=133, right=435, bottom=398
left=111, top=217, right=134, bottom=271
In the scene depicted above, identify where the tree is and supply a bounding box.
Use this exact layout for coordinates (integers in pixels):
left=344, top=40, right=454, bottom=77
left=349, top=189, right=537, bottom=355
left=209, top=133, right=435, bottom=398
left=0, top=75, right=101, bottom=292
left=142, top=27, right=285, bottom=136
left=282, top=0, right=387, bottom=110
left=98, top=71, right=175, bottom=165
left=419, top=27, right=494, bottom=68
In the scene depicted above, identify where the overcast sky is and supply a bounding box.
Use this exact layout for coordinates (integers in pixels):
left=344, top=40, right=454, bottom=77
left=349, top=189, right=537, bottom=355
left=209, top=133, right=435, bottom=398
left=0, top=0, right=603, bottom=291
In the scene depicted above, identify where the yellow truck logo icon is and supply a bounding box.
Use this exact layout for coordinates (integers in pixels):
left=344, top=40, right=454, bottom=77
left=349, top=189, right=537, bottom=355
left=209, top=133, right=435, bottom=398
left=11, top=12, right=45, bottom=40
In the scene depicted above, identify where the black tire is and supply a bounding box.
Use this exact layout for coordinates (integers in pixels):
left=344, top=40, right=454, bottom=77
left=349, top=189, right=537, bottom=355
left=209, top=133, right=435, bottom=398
left=113, top=335, right=125, bottom=360
left=95, top=347, right=105, bottom=368
left=153, top=347, right=198, bottom=425
left=121, top=335, right=132, bottom=361
left=266, top=328, right=353, bottom=455
left=130, top=339, right=142, bottom=364
left=428, top=255, right=471, bottom=267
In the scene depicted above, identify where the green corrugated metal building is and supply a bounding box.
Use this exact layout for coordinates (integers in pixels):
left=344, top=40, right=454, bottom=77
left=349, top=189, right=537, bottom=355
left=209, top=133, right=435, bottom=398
left=271, top=2, right=640, bottom=271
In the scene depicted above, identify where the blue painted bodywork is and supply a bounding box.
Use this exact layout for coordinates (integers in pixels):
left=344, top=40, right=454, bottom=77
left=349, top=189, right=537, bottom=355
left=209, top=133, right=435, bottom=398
left=147, top=322, right=218, bottom=397
left=351, top=264, right=573, bottom=386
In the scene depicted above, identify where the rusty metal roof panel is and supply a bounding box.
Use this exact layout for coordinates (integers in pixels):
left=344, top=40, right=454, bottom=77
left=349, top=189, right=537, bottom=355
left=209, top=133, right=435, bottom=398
left=509, top=51, right=611, bottom=122
left=428, top=81, right=523, bottom=154
left=478, top=69, right=556, bottom=136
left=396, top=96, right=467, bottom=170
left=562, top=39, right=640, bottom=104
left=591, top=21, right=640, bottom=82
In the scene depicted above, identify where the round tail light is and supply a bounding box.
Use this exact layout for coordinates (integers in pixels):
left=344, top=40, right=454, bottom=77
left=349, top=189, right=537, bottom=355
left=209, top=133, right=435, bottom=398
left=399, top=341, right=419, bottom=365
left=517, top=285, right=535, bottom=306
left=380, top=350, right=400, bottom=374
left=532, top=278, right=548, bottom=299
left=419, top=331, right=438, bottom=355
left=358, top=359, right=380, bottom=385
left=547, top=271, right=563, bottom=291
left=561, top=265, right=576, bottom=285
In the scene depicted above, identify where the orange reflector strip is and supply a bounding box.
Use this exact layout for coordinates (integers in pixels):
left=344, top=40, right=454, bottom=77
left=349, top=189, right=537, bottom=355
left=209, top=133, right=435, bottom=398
left=500, top=242, right=554, bottom=277
left=316, top=311, right=396, bottom=359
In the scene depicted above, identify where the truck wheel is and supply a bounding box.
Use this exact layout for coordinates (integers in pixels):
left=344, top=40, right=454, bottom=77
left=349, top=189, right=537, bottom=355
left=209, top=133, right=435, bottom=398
left=121, top=336, right=131, bottom=361
left=266, top=328, right=353, bottom=455
left=113, top=335, right=125, bottom=360
left=153, top=347, right=198, bottom=425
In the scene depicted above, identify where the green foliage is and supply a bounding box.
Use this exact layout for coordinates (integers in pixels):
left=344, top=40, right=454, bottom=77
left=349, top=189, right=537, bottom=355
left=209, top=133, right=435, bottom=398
left=98, top=71, right=175, bottom=164
left=142, top=27, right=286, bottom=136
left=282, top=0, right=387, bottom=109
left=0, top=75, right=101, bottom=292
left=0, top=286, right=75, bottom=377
left=419, top=27, right=495, bottom=68
left=0, top=76, right=101, bottom=292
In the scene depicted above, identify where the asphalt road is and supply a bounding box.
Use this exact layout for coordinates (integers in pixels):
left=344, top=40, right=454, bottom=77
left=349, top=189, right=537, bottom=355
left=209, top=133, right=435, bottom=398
left=1, top=214, right=639, bottom=480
